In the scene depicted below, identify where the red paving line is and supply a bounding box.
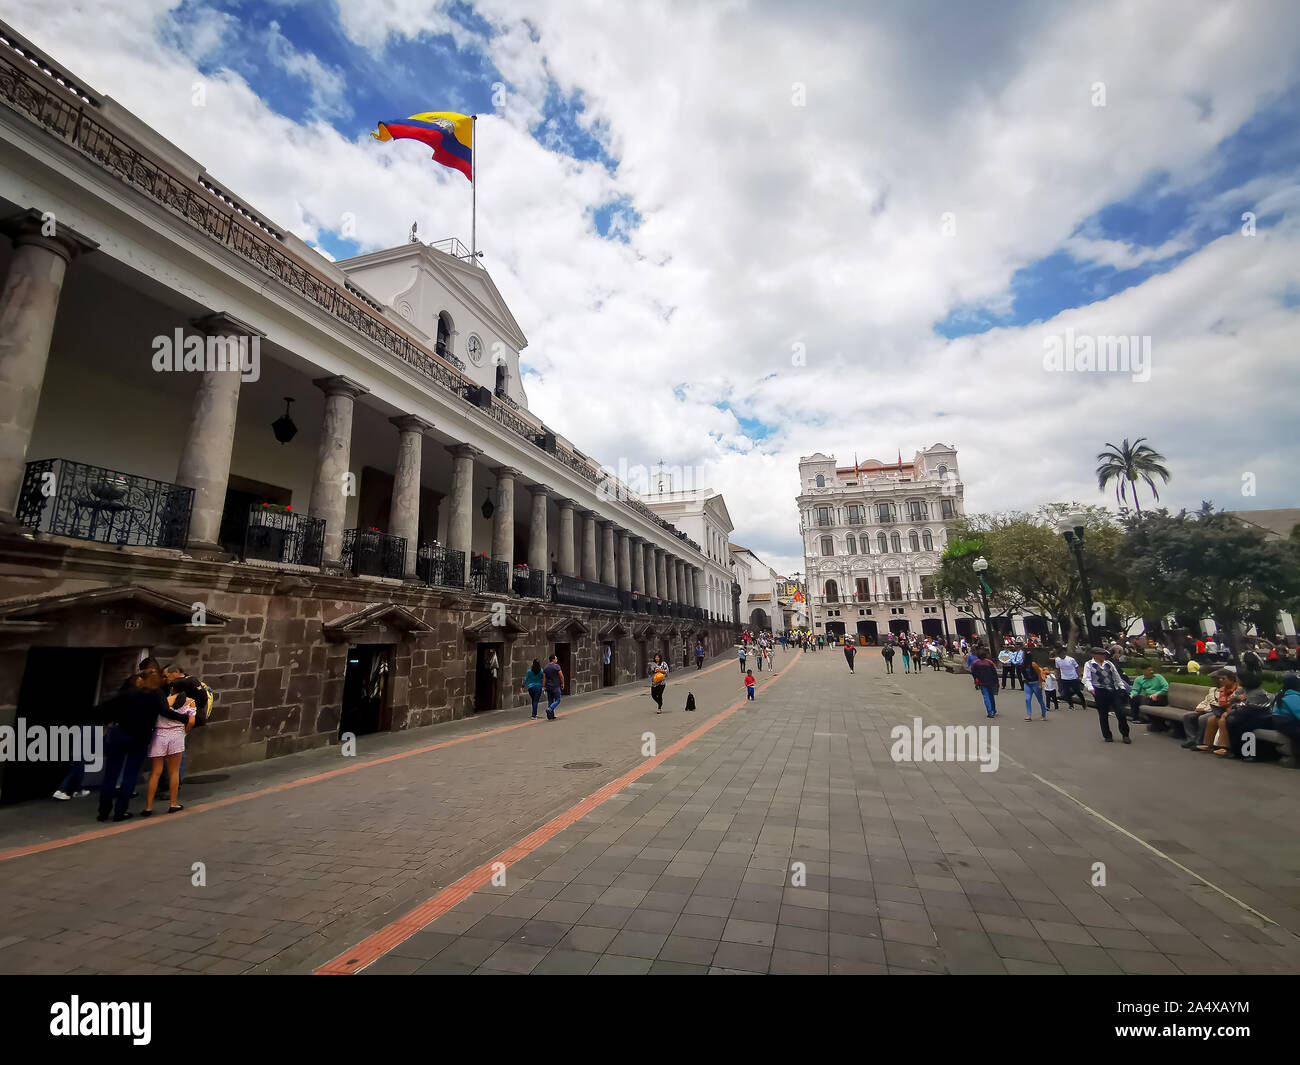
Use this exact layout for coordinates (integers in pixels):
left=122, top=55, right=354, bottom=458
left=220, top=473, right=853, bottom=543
left=0, top=656, right=741, bottom=864
left=314, top=655, right=801, bottom=974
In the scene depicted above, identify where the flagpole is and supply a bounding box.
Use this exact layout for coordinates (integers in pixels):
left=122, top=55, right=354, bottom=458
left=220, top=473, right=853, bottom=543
left=470, top=114, right=477, bottom=259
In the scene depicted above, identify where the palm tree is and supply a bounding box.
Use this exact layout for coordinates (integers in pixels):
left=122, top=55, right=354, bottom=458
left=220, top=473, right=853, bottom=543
left=1095, top=438, right=1171, bottom=515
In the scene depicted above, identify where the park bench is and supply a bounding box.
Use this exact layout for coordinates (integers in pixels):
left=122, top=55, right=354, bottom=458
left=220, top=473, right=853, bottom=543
left=1133, top=684, right=1296, bottom=767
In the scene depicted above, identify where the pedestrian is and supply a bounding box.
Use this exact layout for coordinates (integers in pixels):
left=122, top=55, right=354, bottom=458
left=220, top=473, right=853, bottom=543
left=756, top=644, right=764, bottom=672
left=695, top=641, right=705, bottom=670
left=650, top=655, right=668, bottom=713
left=901, top=642, right=911, bottom=674
left=881, top=644, right=895, bottom=673
left=1022, top=653, right=1047, bottom=720
left=999, top=646, right=1020, bottom=690
left=542, top=654, right=564, bottom=720
left=971, top=647, right=1000, bottom=718
left=1227, top=671, right=1300, bottom=760
left=162, top=666, right=211, bottom=788
left=1053, top=646, right=1085, bottom=709
left=96, top=661, right=191, bottom=823
left=738, top=643, right=747, bottom=674
left=844, top=641, right=856, bottom=674
left=522, top=658, right=545, bottom=718
left=744, top=670, right=756, bottom=701
left=141, top=684, right=197, bottom=816
left=1082, top=647, right=1131, bottom=743
left=1042, top=665, right=1059, bottom=710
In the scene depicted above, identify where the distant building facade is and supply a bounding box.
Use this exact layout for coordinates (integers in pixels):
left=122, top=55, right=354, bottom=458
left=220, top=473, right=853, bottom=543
left=796, top=446, right=965, bottom=642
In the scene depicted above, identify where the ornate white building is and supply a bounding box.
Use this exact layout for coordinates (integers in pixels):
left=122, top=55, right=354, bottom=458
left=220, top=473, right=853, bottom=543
left=796, top=446, right=966, bottom=641
left=640, top=488, right=738, bottom=623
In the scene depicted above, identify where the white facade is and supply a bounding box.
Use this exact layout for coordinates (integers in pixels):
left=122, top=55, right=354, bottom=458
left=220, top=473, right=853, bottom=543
left=796, top=445, right=965, bottom=641
left=730, top=545, right=786, bottom=634
left=641, top=489, right=737, bottom=622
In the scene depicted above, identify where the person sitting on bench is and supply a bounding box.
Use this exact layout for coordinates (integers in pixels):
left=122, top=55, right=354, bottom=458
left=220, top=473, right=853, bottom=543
left=1127, top=664, right=1169, bottom=725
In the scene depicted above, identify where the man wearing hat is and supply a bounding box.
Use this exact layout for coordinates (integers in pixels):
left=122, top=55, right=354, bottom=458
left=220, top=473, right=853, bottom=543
left=1082, top=647, right=1132, bottom=743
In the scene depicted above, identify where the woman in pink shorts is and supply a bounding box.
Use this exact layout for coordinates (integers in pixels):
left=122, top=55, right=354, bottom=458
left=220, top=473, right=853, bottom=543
left=143, top=689, right=195, bottom=816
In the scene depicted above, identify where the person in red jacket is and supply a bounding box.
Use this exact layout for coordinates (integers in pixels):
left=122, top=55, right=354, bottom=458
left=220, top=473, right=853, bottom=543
left=744, top=671, right=756, bottom=701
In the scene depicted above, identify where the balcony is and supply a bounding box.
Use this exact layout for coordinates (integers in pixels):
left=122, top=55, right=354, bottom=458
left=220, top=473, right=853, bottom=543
left=511, top=566, right=547, bottom=600
left=242, top=505, right=324, bottom=567
left=416, top=542, right=465, bottom=589
left=341, top=528, right=407, bottom=579
left=553, top=575, right=621, bottom=611
left=470, top=554, right=511, bottom=595
left=16, top=458, right=192, bottom=548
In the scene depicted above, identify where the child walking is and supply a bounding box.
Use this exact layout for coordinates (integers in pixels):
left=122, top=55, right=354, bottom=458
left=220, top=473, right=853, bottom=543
left=1043, top=667, right=1060, bottom=710
left=744, top=671, right=756, bottom=701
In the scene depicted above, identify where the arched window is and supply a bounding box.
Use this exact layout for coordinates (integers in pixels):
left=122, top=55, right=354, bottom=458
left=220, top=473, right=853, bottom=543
left=922, top=530, right=934, bottom=551
left=820, top=537, right=834, bottom=556
left=825, top=580, right=839, bottom=603
left=845, top=535, right=856, bottom=555
left=877, top=532, right=888, bottom=553
left=936, top=465, right=948, bottom=477
left=890, top=532, right=902, bottom=554
left=909, top=531, right=920, bottom=552
left=861, top=534, right=869, bottom=554
left=815, top=474, right=825, bottom=487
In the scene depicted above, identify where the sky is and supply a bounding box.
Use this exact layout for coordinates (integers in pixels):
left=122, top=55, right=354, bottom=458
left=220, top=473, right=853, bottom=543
left=9, top=0, right=1299, bottom=577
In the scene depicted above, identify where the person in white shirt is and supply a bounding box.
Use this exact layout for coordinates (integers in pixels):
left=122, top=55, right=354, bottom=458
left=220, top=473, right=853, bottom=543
left=1082, top=647, right=1132, bottom=743
left=1053, top=647, right=1085, bottom=709
left=1205, top=638, right=1219, bottom=657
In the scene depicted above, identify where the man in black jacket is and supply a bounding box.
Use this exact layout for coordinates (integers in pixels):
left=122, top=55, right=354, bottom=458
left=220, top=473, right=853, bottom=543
left=96, top=662, right=191, bottom=822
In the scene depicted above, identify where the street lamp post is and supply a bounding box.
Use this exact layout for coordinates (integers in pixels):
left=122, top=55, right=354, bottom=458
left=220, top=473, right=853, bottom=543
left=1058, top=514, right=1098, bottom=648
left=971, top=556, right=995, bottom=648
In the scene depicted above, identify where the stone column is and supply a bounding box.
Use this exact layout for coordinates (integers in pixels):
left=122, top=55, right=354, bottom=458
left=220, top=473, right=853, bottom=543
left=0, top=210, right=97, bottom=518
left=308, top=376, right=370, bottom=567
left=616, top=529, right=631, bottom=592
left=632, top=537, right=645, bottom=593
left=695, top=568, right=705, bottom=610
left=528, top=484, right=551, bottom=573
left=491, top=465, right=520, bottom=567
left=388, top=414, right=433, bottom=578
left=600, top=520, right=616, bottom=586
left=581, top=510, right=599, bottom=581
left=446, top=443, right=482, bottom=583
left=682, top=563, right=693, bottom=607
left=655, top=549, right=667, bottom=602
left=556, top=498, right=577, bottom=577
left=645, top=544, right=657, bottom=598
left=173, top=313, right=260, bottom=553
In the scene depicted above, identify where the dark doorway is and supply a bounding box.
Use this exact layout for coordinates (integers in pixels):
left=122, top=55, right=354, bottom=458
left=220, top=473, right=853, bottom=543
left=474, top=643, right=504, bottom=712
left=3, top=648, right=105, bottom=804
left=922, top=619, right=943, bottom=637
left=889, top=619, right=910, bottom=636
left=554, top=642, right=572, bottom=694
left=857, top=620, right=878, bottom=644
left=1022, top=615, right=1049, bottom=638
left=339, top=645, right=391, bottom=737
left=636, top=640, right=648, bottom=679
left=602, top=642, right=615, bottom=688
left=956, top=618, right=978, bottom=639
left=825, top=621, right=845, bottom=637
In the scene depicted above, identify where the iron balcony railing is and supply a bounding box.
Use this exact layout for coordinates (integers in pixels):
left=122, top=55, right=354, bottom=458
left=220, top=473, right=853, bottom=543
left=341, top=528, right=406, bottom=579
left=242, top=505, right=324, bottom=567
left=553, top=575, right=621, bottom=612
left=416, top=542, right=465, bottom=589
left=16, top=458, right=192, bottom=548
left=470, top=555, right=511, bottom=595
left=512, top=567, right=547, bottom=599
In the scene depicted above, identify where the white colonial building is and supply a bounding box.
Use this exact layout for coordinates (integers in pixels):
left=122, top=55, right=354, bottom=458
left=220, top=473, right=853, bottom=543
left=640, top=487, right=738, bottom=623
left=729, top=545, right=785, bottom=634
left=796, top=446, right=966, bottom=642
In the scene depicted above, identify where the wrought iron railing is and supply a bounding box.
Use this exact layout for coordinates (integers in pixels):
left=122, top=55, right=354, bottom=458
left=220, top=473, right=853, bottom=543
left=16, top=458, right=192, bottom=548
left=242, top=505, right=324, bottom=567
left=512, top=567, right=547, bottom=599
left=341, top=528, right=406, bottom=579
left=416, top=542, right=465, bottom=589
left=553, top=575, right=621, bottom=612
left=470, top=555, right=511, bottom=595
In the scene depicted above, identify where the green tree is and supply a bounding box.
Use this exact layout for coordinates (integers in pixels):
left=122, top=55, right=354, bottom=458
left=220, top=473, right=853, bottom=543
left=1095, top=437, right=1171, bottom=515
left=1121, top=504, right=1300, bottom=653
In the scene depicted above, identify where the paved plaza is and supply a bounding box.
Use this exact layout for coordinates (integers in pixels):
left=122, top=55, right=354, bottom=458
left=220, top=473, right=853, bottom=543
left=0, top=647, right=1297, bottom=975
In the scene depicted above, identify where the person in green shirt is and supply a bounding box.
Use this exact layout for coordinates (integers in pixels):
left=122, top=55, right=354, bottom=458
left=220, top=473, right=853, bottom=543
left=1128, top=664, right=1169, bottom=724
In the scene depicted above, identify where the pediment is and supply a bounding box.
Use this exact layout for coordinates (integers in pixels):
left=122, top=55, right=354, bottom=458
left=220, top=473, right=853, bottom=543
left=323, top=603, right=433, bottom=641
left=464, top=611, right=528, bottom=641
left=633, top=624, right=658, bottom=640
left=597, top=621, right=630, bottom=640
left=0, top=584, right=230, bottom=634
left=547, top=617, right=590, bottom=639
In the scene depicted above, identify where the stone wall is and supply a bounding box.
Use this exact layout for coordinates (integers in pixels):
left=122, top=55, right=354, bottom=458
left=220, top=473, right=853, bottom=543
left=0, top=532, right=735, bottom=781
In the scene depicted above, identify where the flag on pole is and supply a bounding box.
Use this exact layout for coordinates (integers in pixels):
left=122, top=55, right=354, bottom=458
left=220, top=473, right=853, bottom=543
left=372, top=112, right=473, bottom=181
left=897, top=450, right=903, bottom=473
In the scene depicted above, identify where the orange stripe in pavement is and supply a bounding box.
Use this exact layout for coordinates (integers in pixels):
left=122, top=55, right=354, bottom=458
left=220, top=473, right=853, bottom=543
left=314, top=655, right=800, bottom=974
left=0, top=655, right=743, bottom=864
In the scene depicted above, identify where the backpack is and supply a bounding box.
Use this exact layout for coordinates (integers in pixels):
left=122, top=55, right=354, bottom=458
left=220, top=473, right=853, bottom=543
left=194, top=681, right=216, bottom=727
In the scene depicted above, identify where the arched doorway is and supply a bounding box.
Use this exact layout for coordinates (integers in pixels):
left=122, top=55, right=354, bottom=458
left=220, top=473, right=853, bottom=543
left=825, top=621, right=845, bottom=637
left=749, top=608, right=770, bottom=630
left=436, top=311, right=453, bottom=357
left=856, top=619, right=878, bottom=644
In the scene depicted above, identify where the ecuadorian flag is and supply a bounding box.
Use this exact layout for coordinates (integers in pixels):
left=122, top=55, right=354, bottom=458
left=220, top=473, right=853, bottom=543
left=372, top=111, right=473, bottom=181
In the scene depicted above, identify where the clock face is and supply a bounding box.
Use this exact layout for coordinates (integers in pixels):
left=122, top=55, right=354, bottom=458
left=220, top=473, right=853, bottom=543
left=467, top=335, right=483, bottom=365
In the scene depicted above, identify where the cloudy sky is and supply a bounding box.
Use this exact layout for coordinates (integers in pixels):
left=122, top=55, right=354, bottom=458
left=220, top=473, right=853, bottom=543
left=10, top=0, right=1299, bottom=575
